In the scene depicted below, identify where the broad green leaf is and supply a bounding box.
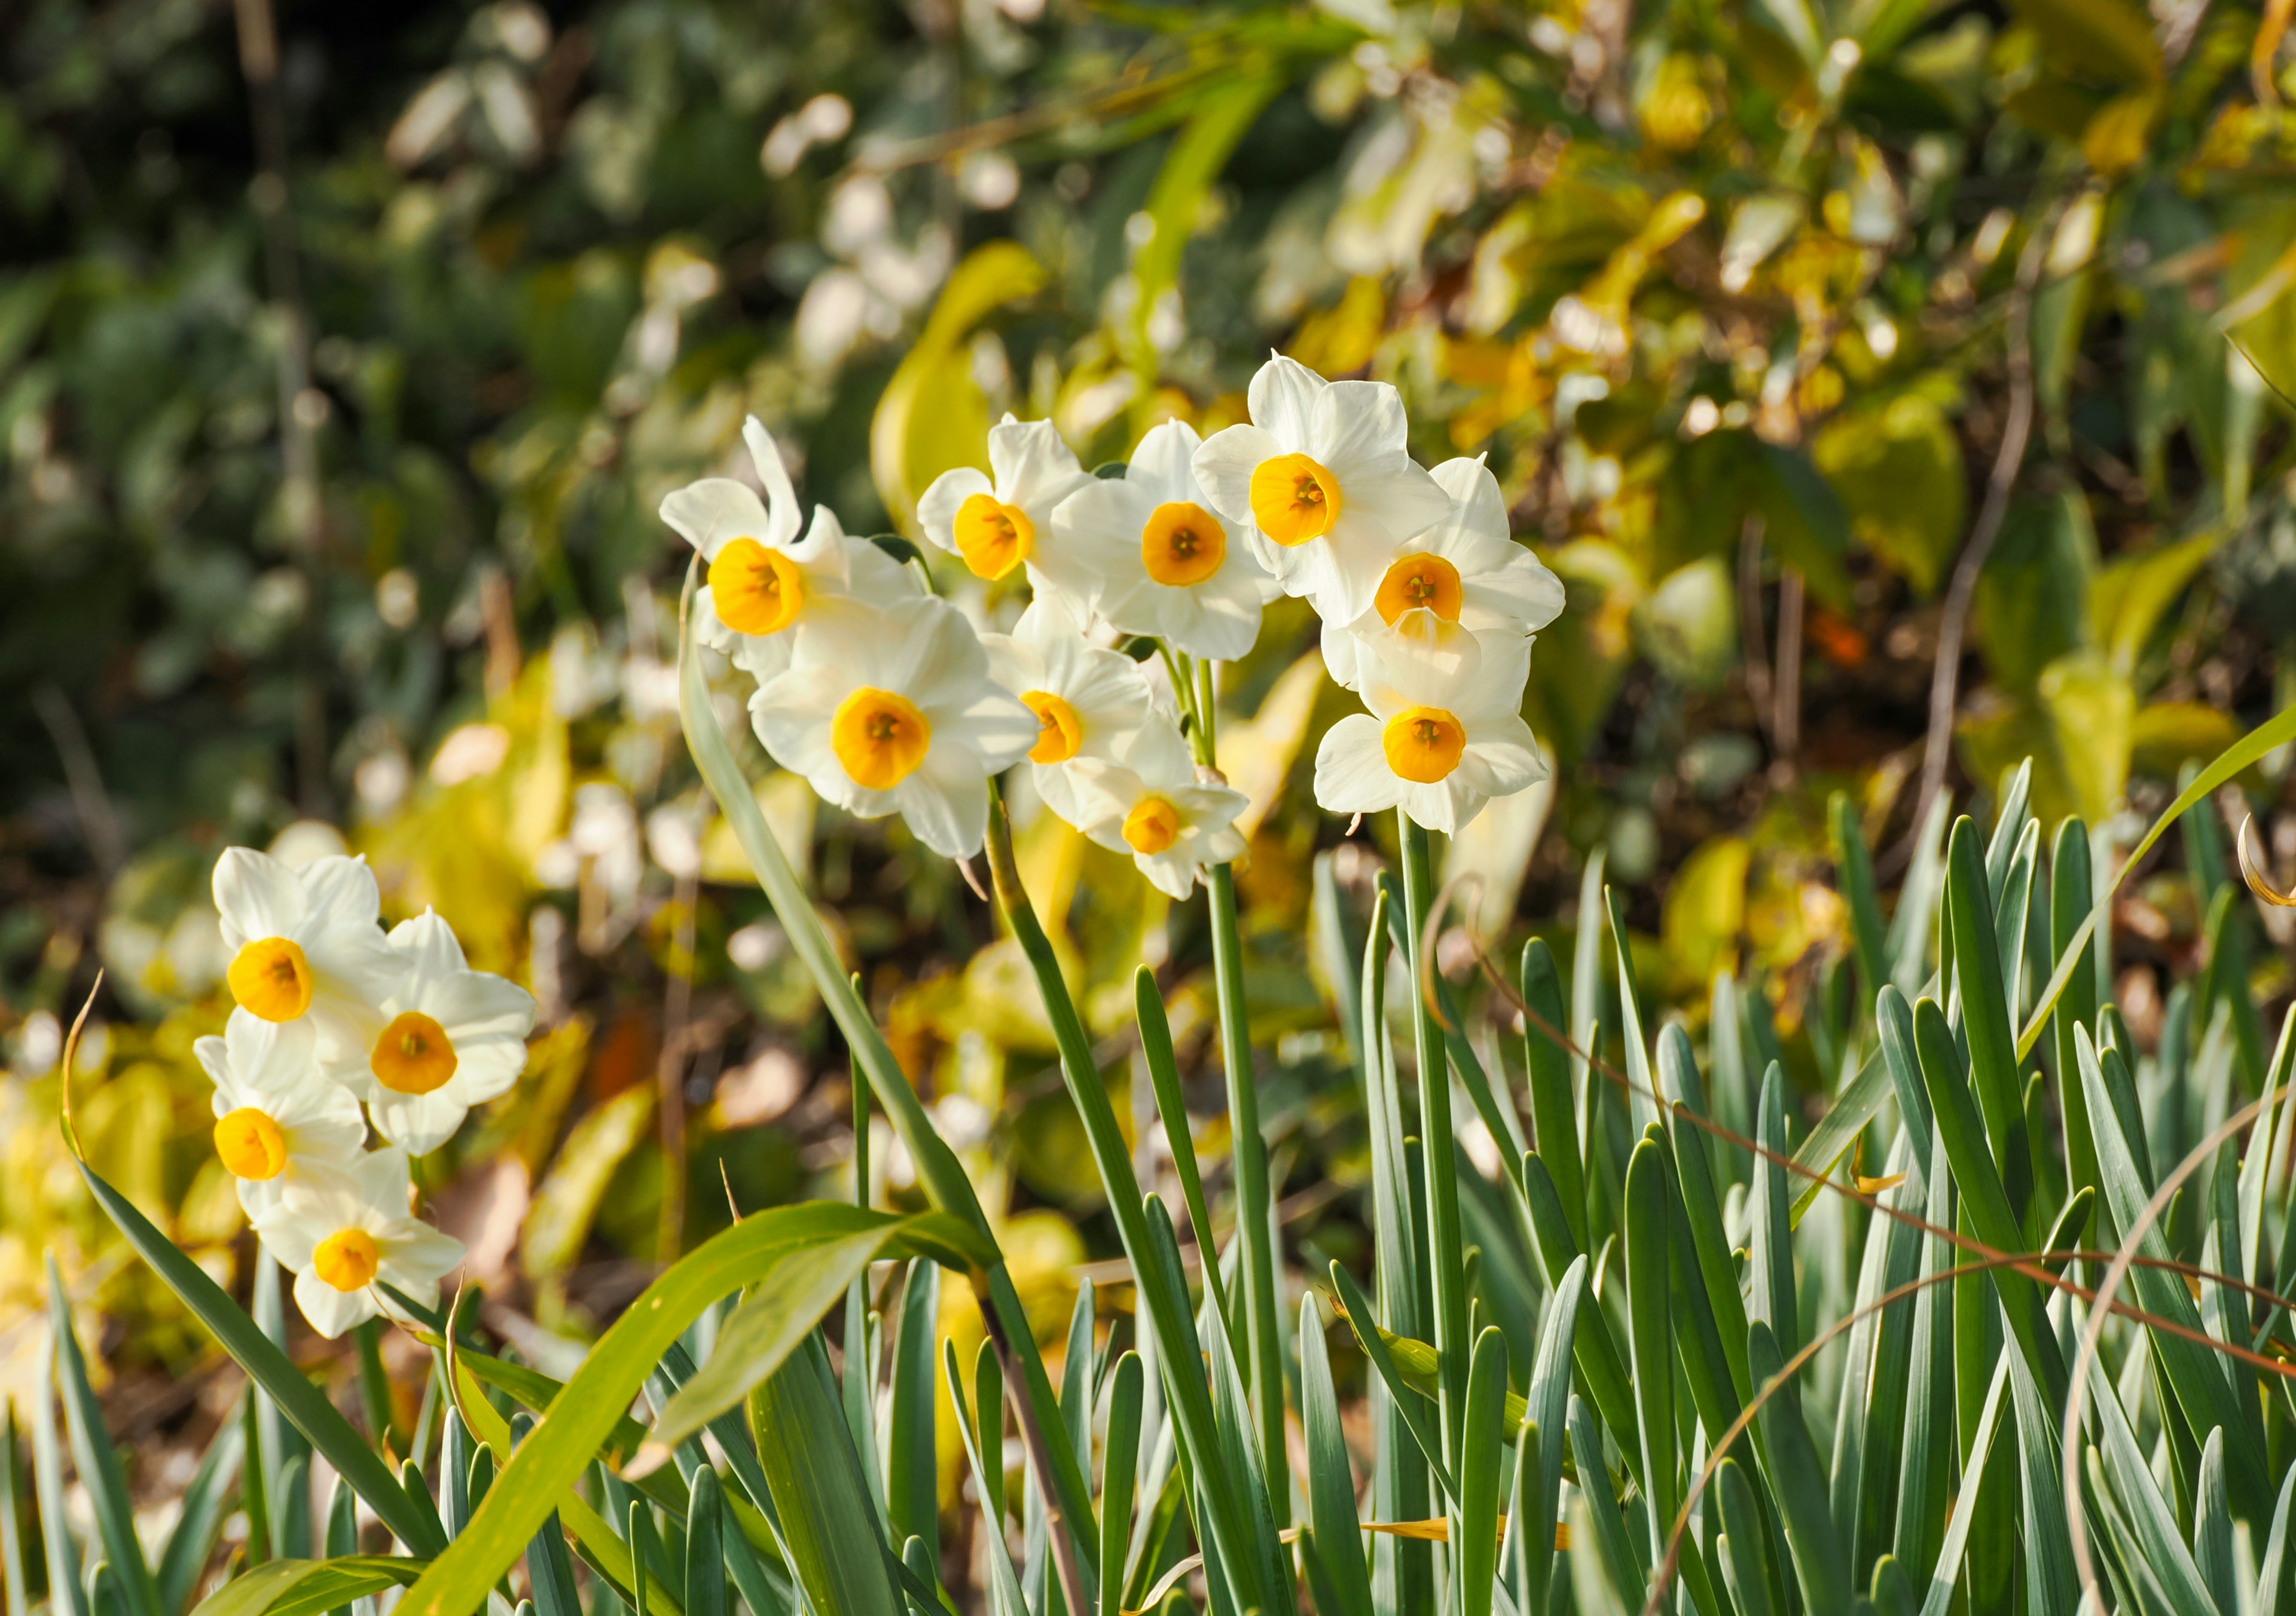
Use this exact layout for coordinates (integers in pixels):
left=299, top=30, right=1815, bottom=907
left=683, top=1469, right=727, bottom=1616
left=74, top=1159, right=444, bottom=1556
left=749, top=1340, right=902, bottom=1616
left=187, top=1562, right=428, bottom=1616
left=1747, top=1319, right=1851, bottom=1614
left=401, top=1203, right=960, bottom=1616
left=1716, top=1458, right=1781, bottom=1616
left=1457, top=1330, right=1510, bottom=1616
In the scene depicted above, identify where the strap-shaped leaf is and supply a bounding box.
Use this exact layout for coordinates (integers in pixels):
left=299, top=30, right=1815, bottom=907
left=1328, top=1260, right=1457, bottom=1505
left=1521, top=939, right=1586, bottom=1251
left=402, top=1203, right=960, bottom=1616
left=1516, top=1257, right=1582, bottom=1616
left=49, top=1264, right=160, bottom=1616
left=1566, top=1395, right=1646, bottom=1595
left=1831, top=791, right=1889, bottom=1000
left=74, top=1158, right=444, bottom=1556
left=188, top=1561, right=426, bottom=1616
left=885, top=1259, right=941, bottom=1567
left=1622, top=1132, right=1677, bottom=1568
left=2257, top=1464, right=2296, bottom=1616
left=1715, top=1458, right=1781, bottom=1616
left=1457, top=1330, right=1510, bottom=1616
left=1747, top=1319, right=1851, bottom=1614
left=1944, top=817, right=2025, bottom=1172
left=749, top=1339, right=902, bottom=1616
left=1297, top=1301, right=1372, bottom=1616
left=944, top=1340, right=1027, bottom=1616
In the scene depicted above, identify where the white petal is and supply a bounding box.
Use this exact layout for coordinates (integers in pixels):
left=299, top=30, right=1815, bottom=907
left=1333, top=454, right=1454, bottom=545
left=300, top=856, right=383, bottom=933
left=891, top=765, right=979, bottom=858
left=1309, top=378, right=1410, bottom=463
left=1190, top=424, right=1281, bottom=526
left=741, top=417, right=805, bottom=549
left=293, top=1269, right=378, bottom=1339
left=1319, top=617, right=1364, bottom=691
left=229, top=1009, right=322, bottom=1093
left=367, top=1090, right=466, bottom=1157
left=988, top=418, right=1088, bottom=520
left=1124, top=419, right=1206, bottom=504
left=380, top=1221, right=466, bottom=1294
left=429, top=970, right=537, bottom=1043
left=213, top=848, right=306, bottom=947
left=1247, top=355, right=1326, bottom=446
left=1313, top=715, right=1405, bottom=816
left=1428, top=456, right=1510, bottom=540
left=916, top=467, right=994, bottom=555
left=660, top=479, right=773, bottom=560
left=1134, top=847, right=1200, bottom=900
left=1464, top=554, right=1567, bottom=636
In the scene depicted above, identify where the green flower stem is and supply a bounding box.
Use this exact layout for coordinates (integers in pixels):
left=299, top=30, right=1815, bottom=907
left=1399, top=812, right=1469, bottom=1474
left=1207, top=859, right=1289, bottom=1529
left=676, top=605, right=1098, bottom=1577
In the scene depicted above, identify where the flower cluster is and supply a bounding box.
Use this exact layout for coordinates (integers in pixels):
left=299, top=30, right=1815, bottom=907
left=201, top=847, right=534, bottom=1336
left=663, top=355, right=1562, bottom=890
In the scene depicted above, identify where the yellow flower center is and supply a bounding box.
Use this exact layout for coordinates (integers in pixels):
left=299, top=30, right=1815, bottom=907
left=313, top=1227, right=380, bottom=1293
left=831, top=688, right=932, bottom=790
left=213, top=1108, right=288, bottom=1181
left=952, top=494, right=1034, bottom=580
left=709, top=537, right=806, bottom=636
left=1022, top=691, right=1083, bottom=764
left=1247, top=453, right=1342, bottom=546
left=1374, top=553, right=1464, bottom=624
left=371, top=1011, right=459, bottom=1096
left=1123, top=796, right=1181, bottom=856
left=227, top=937, right=313, bottom=1022
left=1382, top=706, right=1466, bottom=784
left=1141, top=502, right=1228, bottom=586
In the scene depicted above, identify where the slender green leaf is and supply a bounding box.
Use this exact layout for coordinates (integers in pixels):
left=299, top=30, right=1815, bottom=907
left=886, top=1260, right=941, bottom=1569
left=943, top=1342, right=1026, bottom=1616
left=1945, top=818, right=2023, bottom=1171
left=1750, top=1064, right=1798, bottom=1356
left=1716, top=1458, right=1780, bottom=1616
left=1, top=1408, right=29, bottom=1616
left=1297, top=1302, right=1372, bottom=1616
left=2256, top=1464, right=2295, bottom=1616
left=1328, top=1261, right=1457, bottom=1504
left=1831, top=792, right=1889, bottom=1001
left=1623, top=1132, right=1677, bottom=1570
left=74, top=1161, right=442, bottom=1556
left=2050, top=817, right=2101, bottom=1223
left=157, top=1406, right=243, bottom=1616
left=749, top=1340, right=901, bottom=1616
left=683, top=1470, right=726, bottom=1616
left=1747, top=1319, right=1851, bottom=1614
left=1517, top=1256, right=1583, bottom=1616
left=1135, top=970, right=1226, bottom=1321
left=1522, top=939, right=1586, bottom=1254
left=1458, top=1330, right=1509, bottom=1616
left=2193, top=1428, right=2235, bottom=1616
left=1098, top=1352, right=1142, bottom=1616
left=1566, top=1395, right=1646, bottom=1596
left=1915, top=1355, right=2008, bottom=1616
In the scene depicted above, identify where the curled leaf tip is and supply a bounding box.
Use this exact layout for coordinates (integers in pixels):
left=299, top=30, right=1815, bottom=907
left=56, top=969, right=102, bottom=1162
left=2238, top=814, right=2296, bottom=906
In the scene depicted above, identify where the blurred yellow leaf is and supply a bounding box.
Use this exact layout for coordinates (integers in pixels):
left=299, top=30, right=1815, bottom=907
left=1217, top=650, right=1327, bottom=840
left=2129, top=700, right=2239, bottom=780
left=1662, top=836, right=1750, bottom=994
left=522, top=1083, right=654, bottom=1280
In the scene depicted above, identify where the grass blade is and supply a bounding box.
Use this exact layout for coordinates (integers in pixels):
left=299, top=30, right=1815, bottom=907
left=749, top=1342, right=900, bottom=1616
left=1622, top=1131, right=1676, bottom=1573
left=46, top=1264, right=171, bottom=1616
left=943, top=1341, right=1025, bottom=1616
left=1831, top=791, right=1888, bottom=1003
left=1135, top=970, right=1226, bottom=1321
left=1516, top=1256, right=1582, bottom=1616
left=1913, top=1355, right=2008, bottom=1616
left=1750, top=1064, right=1797, bottom=1357
left=682, top=1471, right=725, bottom=1616
left=1565, top=1395, right=1646, bottom=1594
left=1098, top=1351, right=1142, bottom=1616
left=1944, top=818, right=2025, bottom=1176
left=156, top=1399, right=244, bottom=1615
left=1522, top=939, right=1586, bottom=1254
left=2256, top=1464, right=2295, bottom=1616
left=1715, top=1458, right=1780, bottom=1616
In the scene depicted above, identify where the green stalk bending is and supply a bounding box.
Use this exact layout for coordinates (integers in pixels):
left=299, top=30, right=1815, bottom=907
left=676, top=601, right=1097, bottom=1574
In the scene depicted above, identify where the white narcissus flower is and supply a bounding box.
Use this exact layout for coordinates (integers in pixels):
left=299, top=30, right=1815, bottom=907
left=661, top=417, right=917, bottom=679
left=196, top=1011, right=366, bottom=1217
left=1313, top=613, right=1544, bottom=834
left=980, top=597, right=1192, bottom=829
left=749, top=593, right=1039, bottom=858
left=1067, top=757, right=1249, bottom=899
left=323, top=911, right=537, bottom=1156
left=1191, top=356, right=1454, bottom=624
left=251, top=1148, right=465, bottom=1339
left=916, top=416, right=1097, bottom=613
left=1318, top=454, right=1567, bottom=688
left=213, top=848, right=404, bottom=1058
left=1051, top=420, right=1280, bottom=660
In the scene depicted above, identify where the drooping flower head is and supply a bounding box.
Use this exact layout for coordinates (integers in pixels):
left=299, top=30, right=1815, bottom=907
left=1318, top=454, right=1567, bottom=688
left=1051, top=420, right=1280, bottom=661
left=917, top=416, right=1097, bottom=614
left=251, top=1148, right=465, bottom=1339
left=213, top=848, right=404, bottom=1058
left=981, top=596, right=1193, bottom=830
left=1067, top=755, right=1250, bottom=900
left=749, top=593, right=1039, bottom=858
left=1191, top=356, right=1454, bottom=624
left=323, top=911, right=536, bottom=1157
left=195, top=1011, right=365, bottom=1216
left=662, top=417, right=918, bottom=679
left=1312, top=613, right=1545, bottom=834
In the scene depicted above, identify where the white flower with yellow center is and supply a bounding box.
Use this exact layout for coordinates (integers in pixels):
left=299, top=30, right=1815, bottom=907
left=981, top=597, right=1192, bottom=829
left=1318, top=454, right=1567, bottom=689
left=1050, top=420, right=1280, bottom=659
left=749, top=593, right=1039, bottom=859
left=916, top=416, right=1097, bottom=613
left=661, top=417, right=917, bottom=679
left=196, top=1012, right=366, bottom=1217
left=1190, top=356, right=1454, bottom=625
left=213, top=848, right=404, bottom=1058
left=322, top=911, right=536, bottom=1156
left=1066, top=757, right=1249, bottom=899
left=251, top=1149, right=465, bottom=1339
left=1313, top=612, right=1544, bottom=833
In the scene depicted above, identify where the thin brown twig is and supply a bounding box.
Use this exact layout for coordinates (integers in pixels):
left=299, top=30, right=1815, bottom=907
left=1897, top=215, right=2051, bottom=875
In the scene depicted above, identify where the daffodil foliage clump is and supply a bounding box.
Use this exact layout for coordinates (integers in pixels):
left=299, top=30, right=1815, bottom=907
left=20, top=352, right=2296, bottom=1616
